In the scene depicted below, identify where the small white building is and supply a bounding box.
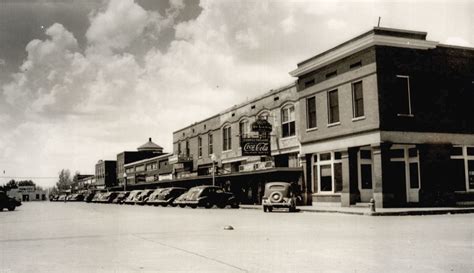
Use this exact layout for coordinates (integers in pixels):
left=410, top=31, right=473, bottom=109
left=8, top=186, right=47, bottom=202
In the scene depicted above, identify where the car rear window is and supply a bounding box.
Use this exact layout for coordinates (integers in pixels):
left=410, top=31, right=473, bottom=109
left=269, top=185, right=285, bottom=189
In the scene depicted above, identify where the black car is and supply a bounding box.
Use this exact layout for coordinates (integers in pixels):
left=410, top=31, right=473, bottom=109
left=134, top=190, right=154, bottom=205
left=0, top=191, right=22, bottom=211
left=181, top=186, right=239, bottom=209
left=153, top=187, right=187, bottom=207
left=84, top=192, right=96, bottom=203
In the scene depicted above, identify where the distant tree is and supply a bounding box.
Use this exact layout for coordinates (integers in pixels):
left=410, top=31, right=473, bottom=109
left=72, top=171, right=81, bottom=191
left=56, top=169, right=72, bottom=192
left=18, top=180, right=36, bottom=187
left=5, top=179, right=18, bottom=190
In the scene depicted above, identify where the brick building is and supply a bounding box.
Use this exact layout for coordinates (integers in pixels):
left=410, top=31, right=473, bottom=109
left=95, top=161, right=116, bottom=189
left=290, top=27, right=474, bottom=207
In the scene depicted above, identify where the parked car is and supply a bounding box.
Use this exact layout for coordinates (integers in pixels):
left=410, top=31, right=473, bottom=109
left=262, top=182, right=298, bottom=212
left=92, top=192, right=106, bottom=203
left=0, top=191, right=21, bottom=211
left=58, top=194, right=67, bottom=201
left=49, top=195, right=58, bottom=201
left=123, top=190, right=143, bottom=205
left=97, top=192, right=118, bottom=203
left=112, top=191, right=130, bottom=204
left=173, top=191, right=190, bottom=208
left=68, top=193, right=84, bottom=202
left=84, top=192, right=96, bottom=203
left=134, top=189, right=154, bottom=205
left=180, top=185, right=239, bottom=209
left=145, top=188, right=169, bottom=206
left=152, top=187, right=187, bottom=207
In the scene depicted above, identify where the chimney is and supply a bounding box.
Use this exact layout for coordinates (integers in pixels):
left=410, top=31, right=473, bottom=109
left=149, top=137, right=152, bottom=142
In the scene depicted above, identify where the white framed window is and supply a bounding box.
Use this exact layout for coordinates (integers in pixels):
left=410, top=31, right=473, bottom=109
left=208, top=133, right=213, bottom=155
left=327, top=90, right=339, bottom=124
left=239, top=119, right=248, bottom=147
left=306, top=96, right=317, bottom=129
left=352, top=81, right=364, bottom=118
left=198, top=136, right=202, bottom=158
left=281, top=105, right=296, bottom=138
left=312, top=151, right=343, bottom=194
left=395, top=75, right=413, bottom=117
left=451, top=145, right=474, bottom=191
left=222, top=125, right=232, bottom=151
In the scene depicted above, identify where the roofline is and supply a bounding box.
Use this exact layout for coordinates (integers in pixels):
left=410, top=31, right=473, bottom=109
left=172, top=81, right=296, bottom=134
left=123, top=153, right=172, bottom=167
left=437, top=43, right=474, bottom=51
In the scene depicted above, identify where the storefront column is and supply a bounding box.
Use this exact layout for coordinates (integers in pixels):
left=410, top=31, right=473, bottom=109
left=341, top=150, right=351, bottom=207
left=299, top=154, right=313, bottom=205
left=372, top=143, right=384, bottom=208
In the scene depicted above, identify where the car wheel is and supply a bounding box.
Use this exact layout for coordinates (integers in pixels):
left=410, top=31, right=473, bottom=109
left=230, top=202, right=239, bottom=209
left=161, top=203, right=168, bottom=207
left=217, top=203, right=226, bottom=209
left=171, top=203, right=177, bottom=207
left=289, top=206, right=296, bottom=212
left=267, top=206, right=273, bottom=212
left=8, top=205, right=15, bottom=211
left=0, top=207, right=3, bottom=211
left=263, top=206, right=267, bottom=212
left=204, top=201, right=213, bottom=209
left=178, top=204, right=185, bottom=208
left=189, top=204, right=197, bottom=209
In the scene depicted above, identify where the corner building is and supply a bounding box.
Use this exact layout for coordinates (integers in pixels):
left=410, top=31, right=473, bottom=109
left=291, top=27, right=474, bottom=208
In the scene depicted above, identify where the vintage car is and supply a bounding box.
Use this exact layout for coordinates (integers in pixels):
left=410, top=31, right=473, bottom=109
left=84, top=192, right=96, bottom=203
left=262, top=182, right=298, bottom=212
left=152, top=187, right=187, bottom=207
left=134, top=189, right=154, bottom=205
left=144, top=188, right=169, bottom=206
left=57, top=194, right=67, bottom=201
left=98, top=192, right=119, bottom=203
left=112, top=191, right=130, bottom=204
left=173, top=191, right=190, bottom=208
left=180, top=185, right=239, bottom=209
left=0, top=191, right=22, bottom=211
left=123, top=190, right=143, bottom=205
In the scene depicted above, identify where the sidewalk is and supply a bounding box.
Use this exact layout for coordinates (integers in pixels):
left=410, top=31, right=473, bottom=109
left=240, top=204, right=474, bottom=216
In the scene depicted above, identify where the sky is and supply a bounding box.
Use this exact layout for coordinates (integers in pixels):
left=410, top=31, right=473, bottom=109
left=0, top=0, right=473, bottom=188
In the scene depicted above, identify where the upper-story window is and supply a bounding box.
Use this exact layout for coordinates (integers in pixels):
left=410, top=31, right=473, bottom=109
left=185, top=140, right=190, bottom=157
left=178, top=142, right=182, bottom=155
left=198, top=136, right=202, bottom=157
left=395, top=75, right=413, bottom=116
left=307, top=96, right=317, bottom=129
left=222, top=125, right=232, bottom=151
left=328, top=90, right=340, bottom=124
left=208, top=133, right=213, bottom=155
left=281, top=105, right=296, bottom=138
left=239, top=119, right=249, bottom=139
left=352, top=81, right=364, bottom=118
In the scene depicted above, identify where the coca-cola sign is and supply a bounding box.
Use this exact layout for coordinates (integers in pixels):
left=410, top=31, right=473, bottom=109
left=241, top=138, right=271, bottom=156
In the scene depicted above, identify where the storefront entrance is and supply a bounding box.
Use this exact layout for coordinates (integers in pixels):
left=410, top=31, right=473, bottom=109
left=390, top=145, right=421, bottom=204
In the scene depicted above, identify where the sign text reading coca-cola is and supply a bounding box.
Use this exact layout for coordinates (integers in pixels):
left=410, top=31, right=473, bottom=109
left=241, top=138, right=271, bottom=156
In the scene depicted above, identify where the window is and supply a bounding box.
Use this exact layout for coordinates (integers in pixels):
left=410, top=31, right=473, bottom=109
left=328, top=90, right=339, bottom=124
left=198, top=136, right=202, bottom=157
left=274, top=96, right=279, bottom=101
left=281, top=105, right=296, bottom=137
left=358, top=148, right=373, bottom=190
left=306, top=96, right=317, bottom=129
left=313, top=152, right=343, bottom=193
left=352, top=81, right=364, bottom=118
left=258, top=112, right=270, bottom=139
left=451, top=146, right=474, bottom=191
left=395, top=75, right=413, bottom=116
left=239, top=120, right=248, bottom=147
left=208, top=133, right=213, bottom=155
left=222, top=126, right=232, bottom=151
left=326, top=70, right=337, bottom=79
left=304, top=79, right=315, bottom=88
left=350, top=61, right=362, bottom=69
left=185, top=140, right=190, bottom=157
left=178, top=142, right=182, bottom=155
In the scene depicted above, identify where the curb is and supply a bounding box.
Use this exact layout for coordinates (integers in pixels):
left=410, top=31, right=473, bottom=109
left=240, top=205, right=474, bottom=216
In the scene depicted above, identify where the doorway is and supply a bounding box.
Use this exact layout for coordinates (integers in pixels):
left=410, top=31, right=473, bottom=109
left=390, top=145, right=421, bottom=204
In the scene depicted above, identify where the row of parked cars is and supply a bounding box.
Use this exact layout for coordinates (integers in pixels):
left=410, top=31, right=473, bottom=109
left=50, top=185, right=240, bottom=209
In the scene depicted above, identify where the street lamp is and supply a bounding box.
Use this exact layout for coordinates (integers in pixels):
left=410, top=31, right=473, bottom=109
left=211, top=154, right=216, bottom=186
left=123, top=172, right=127, bottom=191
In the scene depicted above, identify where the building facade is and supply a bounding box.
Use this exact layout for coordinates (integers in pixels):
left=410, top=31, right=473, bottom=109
left=116, top=138, right=165, bottom=187
left=95, top=161, right=117, bottom=189
left=172, top=84, right=304, bottom=204
left=8, top=186, right=47, bottom=202
left=290, top=27, right=474, bottom=207
left=122, top=153, right=173, bottom=189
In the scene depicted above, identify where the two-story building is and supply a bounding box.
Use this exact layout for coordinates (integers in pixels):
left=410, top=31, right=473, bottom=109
left=172, top=84, right=304, bottom=204
left=291, top=27, right=474, bottom=208
left=122, top=153, right=173, bottom=190
left=95, top=161, right=117, bottom=189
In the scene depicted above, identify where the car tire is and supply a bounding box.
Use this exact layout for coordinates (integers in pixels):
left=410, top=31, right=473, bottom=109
left=190, top=204, right=197, bottom=209
left=8, top=205, right=15, bottom=211
left=217, top=203, right=226, bottom=209
left=263, top=206, right=267, bottom=212
left=204, top=201, right=213, bottom=209
left=289, top=206, right=296, bottom=212
left=179, top=204, right=186, bottom=208
left=161, top=203, right=168, bottom=207
left=267, top=206, right=273, bottom=212
left=230, top=202, right=239, bottom=209
left=171, top=203, right=177, bottom=207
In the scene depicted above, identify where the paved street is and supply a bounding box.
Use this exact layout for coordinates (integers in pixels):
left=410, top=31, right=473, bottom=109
left=0, top=202, right=472, bottom=273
